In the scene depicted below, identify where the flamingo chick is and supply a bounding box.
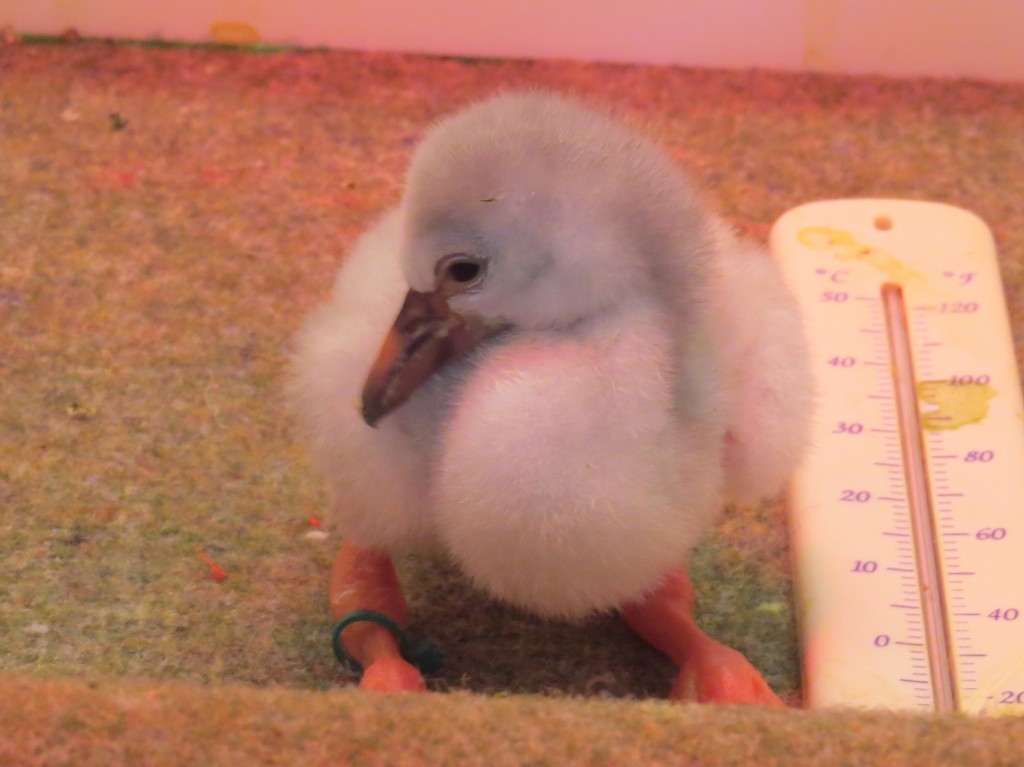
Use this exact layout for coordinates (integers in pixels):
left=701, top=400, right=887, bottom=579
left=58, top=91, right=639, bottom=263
left=290, top=91, right=811, bottom=703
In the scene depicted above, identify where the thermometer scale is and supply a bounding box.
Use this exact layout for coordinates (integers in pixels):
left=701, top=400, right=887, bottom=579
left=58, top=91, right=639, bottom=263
left=771, top=199, right=1024, bottom=714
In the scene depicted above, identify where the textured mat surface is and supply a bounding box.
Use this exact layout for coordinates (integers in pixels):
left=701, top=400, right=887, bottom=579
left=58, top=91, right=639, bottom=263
left=5, top=673, right=1024, bottom=767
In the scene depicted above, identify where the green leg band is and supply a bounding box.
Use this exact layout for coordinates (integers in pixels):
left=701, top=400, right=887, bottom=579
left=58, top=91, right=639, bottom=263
left=331, top=609, right=444, bottom=675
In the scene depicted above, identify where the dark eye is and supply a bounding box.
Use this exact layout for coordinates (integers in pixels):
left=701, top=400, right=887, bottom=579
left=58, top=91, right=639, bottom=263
left=437, top=254, right=486, bottom=292
left=447, top=260, right=481, bottom=283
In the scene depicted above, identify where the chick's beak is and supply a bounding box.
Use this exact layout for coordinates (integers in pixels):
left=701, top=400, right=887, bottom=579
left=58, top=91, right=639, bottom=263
left=360, top=289, right=505, bottom=427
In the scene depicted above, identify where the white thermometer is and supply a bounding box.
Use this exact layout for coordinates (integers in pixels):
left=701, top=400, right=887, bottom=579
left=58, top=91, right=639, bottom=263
left=771, top=199, right=1024, bottom=715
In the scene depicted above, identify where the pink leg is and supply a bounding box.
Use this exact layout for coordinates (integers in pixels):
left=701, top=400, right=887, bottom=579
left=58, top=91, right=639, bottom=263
left=329, top=541, right=425, bottom=693
left=620, top=566, right=784, bottom=707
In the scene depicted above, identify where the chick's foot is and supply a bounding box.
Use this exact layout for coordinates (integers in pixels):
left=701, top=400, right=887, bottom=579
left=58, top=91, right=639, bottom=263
left=620, top=565, right=784, bottom=707
left=670, top=636, right=784, bottom=707
left=359, top=656, right=427, bottom=693
left=330, top=541, right=427, bottom=693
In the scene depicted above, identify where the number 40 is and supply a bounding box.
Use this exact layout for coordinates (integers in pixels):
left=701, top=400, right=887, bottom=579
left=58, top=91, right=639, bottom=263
left=988, top=608, right=1019, bottom=621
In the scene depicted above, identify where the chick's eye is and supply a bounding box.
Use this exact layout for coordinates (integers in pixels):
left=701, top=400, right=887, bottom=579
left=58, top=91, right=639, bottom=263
left=448, top=260, right=481, bottom=283
left=437, top=254, right=485, bottom=291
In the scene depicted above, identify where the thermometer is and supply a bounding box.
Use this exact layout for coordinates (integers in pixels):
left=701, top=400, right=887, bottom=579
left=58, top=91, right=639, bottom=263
left=771, top=199, right=1024, bottom=715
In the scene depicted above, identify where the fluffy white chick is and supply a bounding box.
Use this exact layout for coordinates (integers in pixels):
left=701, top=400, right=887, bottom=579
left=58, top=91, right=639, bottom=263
left=290, top=91, right=811, bottom=700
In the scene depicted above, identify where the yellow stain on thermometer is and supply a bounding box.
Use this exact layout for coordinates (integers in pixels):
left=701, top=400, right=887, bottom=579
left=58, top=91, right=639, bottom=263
left=773, top=199, right=1024, bottom=716
left=918, top=380, right=998, bottom=431
left=797, top=226, right=924, bottom=284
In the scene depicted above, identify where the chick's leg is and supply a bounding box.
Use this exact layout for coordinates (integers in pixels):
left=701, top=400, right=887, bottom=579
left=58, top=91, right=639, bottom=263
left=329, top=541, right=425, bottom=693
left=620, top=566, right=784, bottom=707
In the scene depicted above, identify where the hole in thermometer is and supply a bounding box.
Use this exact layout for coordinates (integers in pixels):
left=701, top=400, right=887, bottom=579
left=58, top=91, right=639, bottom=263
left=880, top=282, right=958, bottom=713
